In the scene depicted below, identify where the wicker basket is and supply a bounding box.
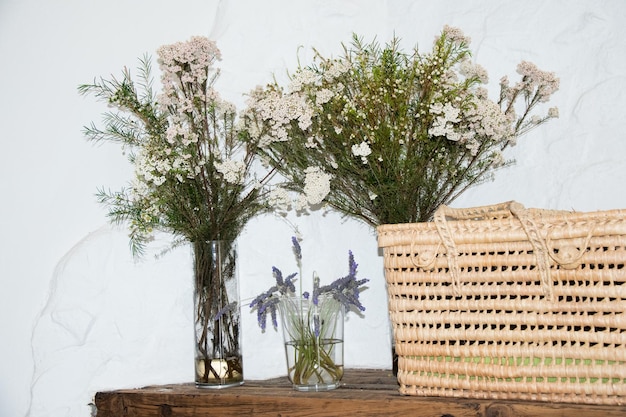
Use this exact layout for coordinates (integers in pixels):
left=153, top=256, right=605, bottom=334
left=377, top=201, right=626, bottom=405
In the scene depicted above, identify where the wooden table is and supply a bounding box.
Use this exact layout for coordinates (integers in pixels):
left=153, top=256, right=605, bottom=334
left=95, top=369, right=626, bottom=416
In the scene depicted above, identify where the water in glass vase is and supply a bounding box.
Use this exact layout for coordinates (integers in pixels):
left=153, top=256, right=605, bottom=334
left=279, top=295, right=345, bottom=391
left=193, top=240, right=244, bottom=388
left=284, top=338, right=344, bottom=391
left=195, top=357, right=243, bottom=387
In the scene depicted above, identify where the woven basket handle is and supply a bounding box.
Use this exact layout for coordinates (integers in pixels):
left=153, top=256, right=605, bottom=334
left=433, top=201, right=555, bottom=301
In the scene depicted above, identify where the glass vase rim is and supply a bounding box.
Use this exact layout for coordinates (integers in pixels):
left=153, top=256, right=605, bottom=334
left=281, top=294, right=336, bottom=302
left=279, top=294, right=344, bottom=312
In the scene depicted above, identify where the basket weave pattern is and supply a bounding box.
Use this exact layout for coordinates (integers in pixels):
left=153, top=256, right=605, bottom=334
left=377, top=201, right=626, bottom=405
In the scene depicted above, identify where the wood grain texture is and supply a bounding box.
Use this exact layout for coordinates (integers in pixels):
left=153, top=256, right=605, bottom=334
left=95, top=369, right=626, bottom=417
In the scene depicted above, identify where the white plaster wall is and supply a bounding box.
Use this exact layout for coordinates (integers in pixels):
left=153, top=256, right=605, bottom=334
left=1, top=1, right=625, bottom=416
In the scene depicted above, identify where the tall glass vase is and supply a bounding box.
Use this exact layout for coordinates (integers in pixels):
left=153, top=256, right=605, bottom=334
left=192, top=240, right=243, bottom=388
left=279, top=295, right=344, bottom=391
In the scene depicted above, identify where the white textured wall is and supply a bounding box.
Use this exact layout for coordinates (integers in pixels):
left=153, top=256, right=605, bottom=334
left=1, top=1, right=625, bottom=416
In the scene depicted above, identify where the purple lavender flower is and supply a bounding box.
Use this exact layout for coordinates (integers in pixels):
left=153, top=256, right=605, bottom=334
left=251, top=238, right=368, bottom=332
left=273, top=266, right=284, bottom=286
left=253, top=296, right=280, bottom=330
left=282, top=272, right=297, bottom=294
left=249, top=287, right=277, bottom=330
left=214, top=301, right=237, bottom=322
left=348, top=250, right=358, bottom=276
left=250, top=266, right=297, bottom=330
left=291, top=236, right=302, bottom=260
left=313, top=250, right=368, bottom=313
left=313, top=313, right=321, bottom=337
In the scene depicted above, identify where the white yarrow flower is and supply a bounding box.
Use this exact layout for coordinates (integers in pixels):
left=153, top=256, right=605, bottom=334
left=215, top=159, right=246, bottom=184
left=548, top=107, right=559, bottom=118
left=303, top=166, right=332, bottom=205
left=351, top=141, right=372, bottom=163
left=315, top=88, right=334, bottom=105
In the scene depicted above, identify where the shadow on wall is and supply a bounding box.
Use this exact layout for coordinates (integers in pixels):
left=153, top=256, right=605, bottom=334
left=26, top=226, right=192, bottom=417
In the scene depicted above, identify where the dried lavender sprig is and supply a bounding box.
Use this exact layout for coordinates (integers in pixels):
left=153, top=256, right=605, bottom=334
left=252, top=239, right=368, bottom=331
left=213, top=301, right=238, bottom=322
left=312, top=251, right=368, bottom=312
left=292, top=236, right=304, bottom=297
left=314, top=276, right=368, bottom=312
left=273, top=266, right=284, bottom=286
left=313, top=314, right=321, bottom=337
left=348, top=249, right=358, bottom=276
left=250, top=266, right=298, bottom=330
left=292, top=236, right=302, bottom=261
left=282, top=272, right=297, bottom=294
left=258, top=297, right=280, bottom=330
left=249, top=287, right=278, bottom=330
left=271, top=266, right=297, bottom=294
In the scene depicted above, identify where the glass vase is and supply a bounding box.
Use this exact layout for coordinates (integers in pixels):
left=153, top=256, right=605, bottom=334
left=278, top=295, right=344, bottom=391
left=192, top=240, right=243, bottom=388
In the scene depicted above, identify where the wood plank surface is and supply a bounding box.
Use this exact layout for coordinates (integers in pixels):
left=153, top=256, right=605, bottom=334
left=95, top=369, right=626, bottom=417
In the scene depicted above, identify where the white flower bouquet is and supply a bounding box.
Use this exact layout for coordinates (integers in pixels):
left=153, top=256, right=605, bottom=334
left=79, top=36, right=276, bottom=254
left=242, top=26, right=559, bottom=226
